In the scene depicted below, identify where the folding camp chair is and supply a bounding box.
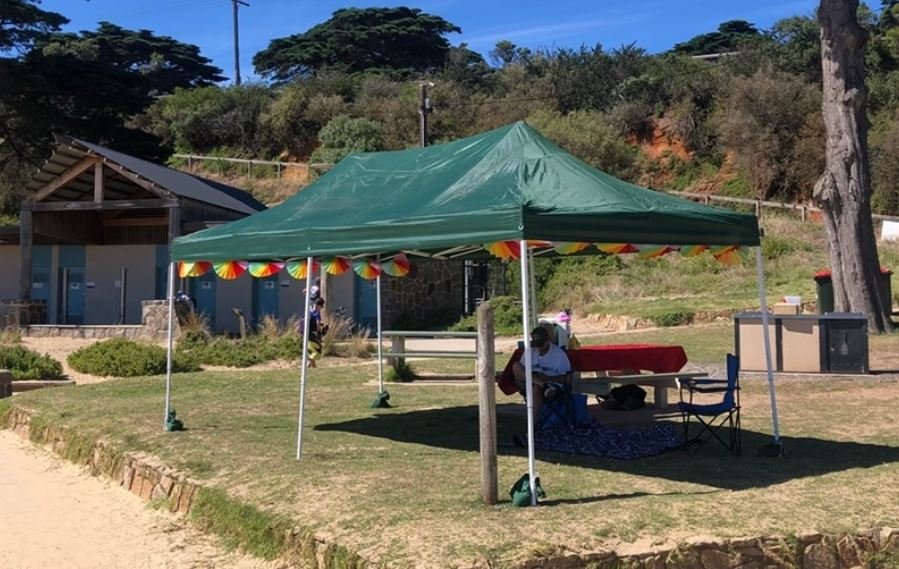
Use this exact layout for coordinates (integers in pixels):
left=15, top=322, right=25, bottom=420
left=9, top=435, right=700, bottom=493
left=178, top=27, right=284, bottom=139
left=538, top=382, right=589, bottom=430
left=679, top=354, right=741, bottom=455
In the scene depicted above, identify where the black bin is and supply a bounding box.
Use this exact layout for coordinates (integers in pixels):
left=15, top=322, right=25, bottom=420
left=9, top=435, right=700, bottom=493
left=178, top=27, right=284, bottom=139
left=814, top=268, right=892, bottom=314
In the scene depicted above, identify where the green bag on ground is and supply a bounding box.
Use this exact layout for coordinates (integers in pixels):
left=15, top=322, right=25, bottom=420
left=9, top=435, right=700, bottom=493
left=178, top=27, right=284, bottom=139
left=509, top=473, right=545, bottom=507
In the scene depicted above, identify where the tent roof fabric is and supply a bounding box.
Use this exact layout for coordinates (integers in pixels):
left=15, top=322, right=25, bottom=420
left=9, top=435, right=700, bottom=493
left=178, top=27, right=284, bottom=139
left=30, top=136, right=266, bottom=215
left=172, top=122, right=759, bottom=261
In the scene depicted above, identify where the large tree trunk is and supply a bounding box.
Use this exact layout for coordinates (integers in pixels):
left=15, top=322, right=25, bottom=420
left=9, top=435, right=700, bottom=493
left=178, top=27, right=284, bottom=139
left=815, top=0, right=893, bottom=333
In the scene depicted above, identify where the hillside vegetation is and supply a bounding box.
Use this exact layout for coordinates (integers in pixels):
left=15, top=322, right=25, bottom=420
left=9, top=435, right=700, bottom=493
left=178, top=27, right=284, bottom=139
left=6, top=3, right=899, bottom=217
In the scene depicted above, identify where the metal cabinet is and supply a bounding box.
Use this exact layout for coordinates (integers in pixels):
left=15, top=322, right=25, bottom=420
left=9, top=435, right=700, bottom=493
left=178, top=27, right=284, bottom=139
left=734, top=312, right=868, bottom=374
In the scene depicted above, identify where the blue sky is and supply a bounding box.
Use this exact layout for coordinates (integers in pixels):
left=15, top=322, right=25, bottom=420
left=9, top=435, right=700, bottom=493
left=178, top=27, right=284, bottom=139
left=41, top=0, right=819, bottom=81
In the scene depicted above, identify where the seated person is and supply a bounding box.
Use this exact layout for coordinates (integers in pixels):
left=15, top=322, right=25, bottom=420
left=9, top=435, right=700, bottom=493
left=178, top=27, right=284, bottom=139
left=512, top=326, right=572, bottom=425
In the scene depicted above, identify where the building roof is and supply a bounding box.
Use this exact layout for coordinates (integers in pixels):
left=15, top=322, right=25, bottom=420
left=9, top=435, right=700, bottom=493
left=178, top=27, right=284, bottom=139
left=27, top=136, right=265, bottom=215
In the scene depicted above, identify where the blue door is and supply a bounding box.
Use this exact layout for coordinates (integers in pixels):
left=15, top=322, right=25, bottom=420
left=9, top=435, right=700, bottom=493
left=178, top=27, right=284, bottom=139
left=193, top=272, right=217, bottom=328
left=58, top=246, right=85, bottom=324
left=252, top=276, right=279, bottom=326
left=354, top=275, right=377, bottom=331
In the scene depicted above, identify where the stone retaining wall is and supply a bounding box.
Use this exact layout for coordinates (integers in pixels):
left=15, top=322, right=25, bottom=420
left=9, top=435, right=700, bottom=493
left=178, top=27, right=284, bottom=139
left=18, top=300, right=181, bottom=341
left=3, top=405, right=898, bottom=569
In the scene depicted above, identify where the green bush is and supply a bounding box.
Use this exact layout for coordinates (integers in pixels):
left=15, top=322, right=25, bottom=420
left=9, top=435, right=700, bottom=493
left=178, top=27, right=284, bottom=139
left=646, top=309, right=695, bottom=328
left=68, top=339, right=199, bottom=377
left=178, top=334, right=305, bottom=368
left=0, top=345, right=64, bottom=380
left=180, top=338, right=270, bottom=368
left=386, top=361, right=416, bottom=382
left=448, top=295, right=524, bottom=336
left=762, top=236, right=813, bottom=261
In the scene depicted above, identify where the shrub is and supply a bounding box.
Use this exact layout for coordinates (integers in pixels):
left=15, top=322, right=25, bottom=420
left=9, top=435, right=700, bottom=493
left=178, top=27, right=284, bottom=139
left=0, top=345, right=63, bottom=380
left=646, top=309, right=695, bottom=328
left=762, top=236, right=812, bottom=261
left=68, top=339, right=199, bottom=377
left=448, top=295, right=525, bottom=336
left=386, top=361, right=416, bottom=383
left=0, top=328, right=22, bottom=345
left=180, top=337, right=271, bottom=368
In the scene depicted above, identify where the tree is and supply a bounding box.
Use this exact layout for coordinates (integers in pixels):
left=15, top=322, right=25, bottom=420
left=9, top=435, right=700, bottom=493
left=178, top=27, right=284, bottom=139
left=310, top=115, right=385, bottom=164
left=814, top=0, right=893, bottom=332
left=253, top=7, right=461, bottom=82
left=715, top=68, right=821, bottom=201
left=673, top=20, right=760, bottom=55
left=0, top=0, right=66, bottom=52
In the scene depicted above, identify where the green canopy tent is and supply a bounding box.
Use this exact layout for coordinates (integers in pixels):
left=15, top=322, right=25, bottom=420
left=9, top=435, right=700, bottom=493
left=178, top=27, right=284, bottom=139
left=168, top=122, right=779, bottom=505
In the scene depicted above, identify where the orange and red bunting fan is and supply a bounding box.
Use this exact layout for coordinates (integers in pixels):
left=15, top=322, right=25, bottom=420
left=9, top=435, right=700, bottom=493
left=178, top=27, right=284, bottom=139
left=213, top=261, right=248, bottom=280
left=322, top=257, right=351, bottom=275
left=353, top=259, right=382, bottom=280
left=596, top=243, right=640, bottom=254
left=486, top=241, right=522, bottom=260
left=679, top=245, right=709, bottom=258
left=711, top=245, right=748, bottom=266
left=178, top=261, right=212, bottom=278
left=286, top=259, right=320, bottom=280
left=248, top=261, right=284, bottom=278
left=552, top=242, right=590, bottom=255
left=382, top=253, right=411, bottom=277
left=637, top=245, right=677, bottom=259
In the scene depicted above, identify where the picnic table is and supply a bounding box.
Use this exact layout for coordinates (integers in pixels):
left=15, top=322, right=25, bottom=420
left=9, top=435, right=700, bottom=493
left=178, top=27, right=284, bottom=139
left=497, top=344, right=698, bottom=407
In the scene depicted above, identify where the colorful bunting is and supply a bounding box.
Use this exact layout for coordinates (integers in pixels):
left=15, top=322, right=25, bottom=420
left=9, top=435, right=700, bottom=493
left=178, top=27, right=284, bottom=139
left=353, top=259, right=382, bottom=280
left=596, top=243, right=640, bottom=254
left=178, top=261, right=212, bottom=278
left=679, top=245, right=709, bottom=258
left=213, top=260, right=247, bottom=280
left=486, top=241, right=522, bottom=260
left=286, top=259, right=320, bottom=280
left=248, top=261, right=284, bottom=278
left=711, top=245, right=748, bottom=266
left=382, top=253, right=411, bottom=277
left=637, top=245, right=677, bottom=259
left=322, top=256, right=351, bottom=275
left=552, top=242, right=590, bottom=255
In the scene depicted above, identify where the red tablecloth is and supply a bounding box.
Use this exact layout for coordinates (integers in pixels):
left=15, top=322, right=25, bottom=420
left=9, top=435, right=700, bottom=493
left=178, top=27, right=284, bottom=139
left=497, top=343, right=688, bottom=395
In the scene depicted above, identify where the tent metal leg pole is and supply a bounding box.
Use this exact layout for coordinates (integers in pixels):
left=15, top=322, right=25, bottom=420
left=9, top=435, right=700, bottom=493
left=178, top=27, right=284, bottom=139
left=527, top=246, right=538, bottom=325
left=519, top=240, right=537, bottom=506
left=296, top=257, right=314, bottom=461
left=376, top=263, right=384, bottom=394
left=163, top=261, right=175, bottom=429
left=755, top=247, right=782, bottom=447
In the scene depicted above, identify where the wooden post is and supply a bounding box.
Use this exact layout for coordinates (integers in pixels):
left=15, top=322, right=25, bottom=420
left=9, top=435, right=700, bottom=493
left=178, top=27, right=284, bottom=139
left=18, top=207, right=33, bottom=300
left=801, top=205, right=807, bottom=222
left=390, top=335, right=405, bottom=372
left=93, top=162, right=104, bottom=203
left=477, top=301, right=497, bottom=505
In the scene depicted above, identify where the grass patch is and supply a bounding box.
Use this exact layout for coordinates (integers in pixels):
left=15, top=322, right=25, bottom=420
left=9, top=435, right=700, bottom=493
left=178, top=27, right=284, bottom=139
left=11, top=329, right=899, bottom=567
left=190, top=487, right=293, bottom=560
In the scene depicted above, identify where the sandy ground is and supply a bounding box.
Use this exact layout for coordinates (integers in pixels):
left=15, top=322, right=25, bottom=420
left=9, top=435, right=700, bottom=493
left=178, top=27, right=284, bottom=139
left=0, top=430, right=274, bottom=569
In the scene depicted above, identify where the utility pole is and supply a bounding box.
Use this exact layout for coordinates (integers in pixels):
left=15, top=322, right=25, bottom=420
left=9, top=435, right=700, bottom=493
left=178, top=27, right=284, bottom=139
left=419, top=82, right=433, bottom=147
left=231, top=0, right=249, bottom=86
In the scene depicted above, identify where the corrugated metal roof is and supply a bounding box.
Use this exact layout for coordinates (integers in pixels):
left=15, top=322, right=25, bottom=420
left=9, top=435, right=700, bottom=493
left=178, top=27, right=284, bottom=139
left=27, top=136, right=266, bottom=215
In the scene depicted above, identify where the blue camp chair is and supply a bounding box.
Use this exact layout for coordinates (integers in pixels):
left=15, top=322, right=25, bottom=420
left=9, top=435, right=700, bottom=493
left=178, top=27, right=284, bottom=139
left=538, top=382, right=589, bottom=430
left=679, top=354, right=741, bottom=455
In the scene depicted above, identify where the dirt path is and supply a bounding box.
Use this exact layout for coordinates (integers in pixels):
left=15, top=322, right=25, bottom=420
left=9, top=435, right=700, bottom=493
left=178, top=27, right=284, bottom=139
left=0, top=430, right=272, bottom=569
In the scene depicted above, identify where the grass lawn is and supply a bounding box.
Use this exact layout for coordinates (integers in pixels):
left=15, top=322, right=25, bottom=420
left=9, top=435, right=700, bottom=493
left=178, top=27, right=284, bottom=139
left=5, top=325, right=899, bottom=567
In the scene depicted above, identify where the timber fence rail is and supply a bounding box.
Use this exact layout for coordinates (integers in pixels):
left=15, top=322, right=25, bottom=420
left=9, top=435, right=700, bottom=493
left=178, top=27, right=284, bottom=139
left=171, top=154, right=332, bottom=179
left=665, top=190, right=899, bottom=223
